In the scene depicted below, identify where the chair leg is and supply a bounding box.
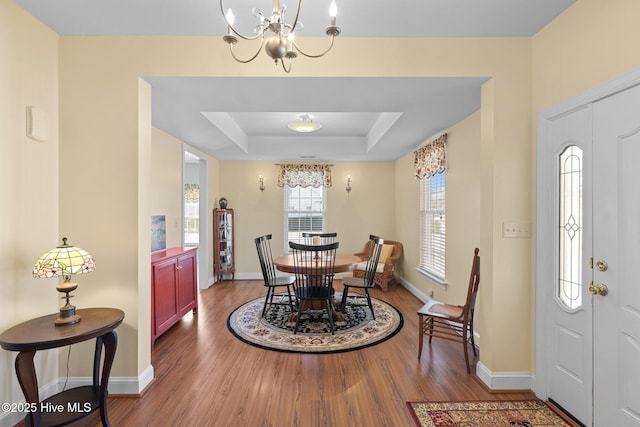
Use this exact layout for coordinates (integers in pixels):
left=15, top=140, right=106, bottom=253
left=469, top=315, right=477, bottom=356
left=340, top=285, right=350, bottom=312
left=293, top=302, right=304, bottom=334
left=262, top=287, right=274, bottom=317
left=418, top=314, right=424, bottom=358
left=286, top=285, right=295, bottom=312
left=325, top=298, right=335, bottom=335
left=364, top=288, right=375, bottom=320
left=462, top=326, right=471, bottom=374
left=428, top=317, right=434, bottom=344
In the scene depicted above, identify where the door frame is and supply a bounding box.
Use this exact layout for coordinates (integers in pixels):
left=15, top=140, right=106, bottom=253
left=182, top=146, right=210, bottom=289
left=534, top=67, right=640, bottom=411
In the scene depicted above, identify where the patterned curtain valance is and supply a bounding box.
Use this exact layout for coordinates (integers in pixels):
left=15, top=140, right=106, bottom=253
left=276, top=164, right=333, bottom=188
left=414, top=133, right=448, bottom=179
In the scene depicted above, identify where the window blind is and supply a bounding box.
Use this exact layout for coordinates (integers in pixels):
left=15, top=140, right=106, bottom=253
left=420, top=172, right=446, bottom=280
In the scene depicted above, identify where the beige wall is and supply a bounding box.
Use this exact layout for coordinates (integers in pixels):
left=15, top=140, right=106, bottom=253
left=151, top=127, right=220, bottom=285
left=151, top=128, right=185, bottom=250
left=218, top=161, right=396, bottom=276
left=12, top=30, right=535, bottom=383
left=396, top=111, right=481, bottom=307
left=6, top=0, right=640, bottom=401
left=0, top=0, right=61, bottom=410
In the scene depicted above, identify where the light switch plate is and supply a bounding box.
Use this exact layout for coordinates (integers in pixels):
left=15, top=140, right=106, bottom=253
left=503, top=222, right=531, bottom=238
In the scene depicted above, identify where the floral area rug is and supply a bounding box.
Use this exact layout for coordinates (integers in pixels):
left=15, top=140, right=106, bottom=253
left=227, top=293, right=403, bottom=354
left=407, top=400, right=572, bottom=427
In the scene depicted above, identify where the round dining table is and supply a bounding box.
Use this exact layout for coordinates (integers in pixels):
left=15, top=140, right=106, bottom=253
left=273, top=253, right=361, bottom=323
left=273, top=253, right=361, bottom=274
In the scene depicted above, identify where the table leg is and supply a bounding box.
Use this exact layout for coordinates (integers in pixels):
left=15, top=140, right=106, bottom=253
left=95, top=331, right=118, bottom=427
left=15, top=351, right=40, bottom=427
left=418, top=314, right=424, bottom=358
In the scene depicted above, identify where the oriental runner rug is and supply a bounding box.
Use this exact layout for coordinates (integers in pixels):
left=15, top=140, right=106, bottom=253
left=407, top=400, right=572, bottom=427
left=227, top=294, right=403, bottom=354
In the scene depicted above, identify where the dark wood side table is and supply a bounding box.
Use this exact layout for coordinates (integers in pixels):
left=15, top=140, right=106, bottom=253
left=0, top=308, right=124, bottom=427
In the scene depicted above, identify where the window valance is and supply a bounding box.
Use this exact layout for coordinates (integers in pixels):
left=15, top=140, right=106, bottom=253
left=276, top=163, right=333, bottom=188
left=414, top=133, right=447, bottom=179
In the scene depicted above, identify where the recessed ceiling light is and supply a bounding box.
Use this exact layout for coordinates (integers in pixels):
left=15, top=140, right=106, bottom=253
left=287, top=114, right=322, bottom=133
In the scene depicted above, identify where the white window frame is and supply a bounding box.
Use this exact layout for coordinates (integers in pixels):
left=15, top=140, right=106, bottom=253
left=417, top=172, right=447, bottom=288
left=283, top=184, right=327, bottom=253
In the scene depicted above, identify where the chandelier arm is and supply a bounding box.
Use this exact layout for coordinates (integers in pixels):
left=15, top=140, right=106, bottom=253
left=220, top=0, right=266, bottom=41
left=228, top=38, right=265, bottom=63
left=281, top=57, right=293, bottom=73
left=293, top=35, right=336, bottom=59
left=289, top=0, right=303, bottom=34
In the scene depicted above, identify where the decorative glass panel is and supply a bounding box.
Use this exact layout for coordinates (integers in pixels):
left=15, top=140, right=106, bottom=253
left=558, top=145, right=583, bottom=310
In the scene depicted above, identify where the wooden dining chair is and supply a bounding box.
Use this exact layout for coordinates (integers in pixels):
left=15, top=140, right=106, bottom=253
left=417, top=248, right=480, bottom=373
left=254, top=234, right=296, bottom=317
left=289, top=241, right=339, bottom=334
left=302, top=232, right=337, bottom=245
left=340, top=236, right=384, bottom=320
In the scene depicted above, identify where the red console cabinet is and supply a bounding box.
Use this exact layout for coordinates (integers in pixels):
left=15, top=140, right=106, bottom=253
left=151, top=247, right=198, bottom=350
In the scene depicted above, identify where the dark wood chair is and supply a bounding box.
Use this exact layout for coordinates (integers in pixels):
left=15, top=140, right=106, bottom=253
left=340, top=236, right=384, bottom=319
left=302, top=232, right=337, bottom=245
left=417, top=248, right=480, bottom=373
left=254, top=234, right=296, bottom=317
left=289, top=241, right=339, bottom=334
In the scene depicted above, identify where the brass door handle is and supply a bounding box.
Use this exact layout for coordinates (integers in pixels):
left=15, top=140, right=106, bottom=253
left=596, top=260, right=608, bottom=271
left=588, top=282, right=608, bottom=296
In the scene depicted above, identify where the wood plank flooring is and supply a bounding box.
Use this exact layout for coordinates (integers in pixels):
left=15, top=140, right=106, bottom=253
left=58, top=280, right=535, bottom=426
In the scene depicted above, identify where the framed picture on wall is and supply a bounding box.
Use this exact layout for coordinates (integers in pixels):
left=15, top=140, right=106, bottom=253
left=151, top=215, right=166, bottom=252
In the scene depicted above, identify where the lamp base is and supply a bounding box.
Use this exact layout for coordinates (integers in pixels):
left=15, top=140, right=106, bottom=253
left=55, top=303, right=81, bottom=326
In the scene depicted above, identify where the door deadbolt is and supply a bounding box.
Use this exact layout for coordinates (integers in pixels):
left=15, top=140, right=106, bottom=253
left=588, top=282, right=609, bottom=296
left=596, top=260, right=608, bottom=271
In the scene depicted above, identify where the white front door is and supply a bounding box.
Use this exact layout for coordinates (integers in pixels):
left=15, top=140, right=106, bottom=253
left=537, top=71, right=640, bottom=427
left=592, top=84, right=640, bottom=426
left=540, top=105, right=593, bottom=425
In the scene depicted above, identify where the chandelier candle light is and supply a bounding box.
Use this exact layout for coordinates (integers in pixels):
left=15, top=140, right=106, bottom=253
left=33, top=237, right=96, bottom=326
left=221, top=0, right=340, bottom=73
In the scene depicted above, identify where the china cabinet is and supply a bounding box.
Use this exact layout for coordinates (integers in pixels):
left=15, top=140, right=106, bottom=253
left=213, top=208, right=235, bottom=281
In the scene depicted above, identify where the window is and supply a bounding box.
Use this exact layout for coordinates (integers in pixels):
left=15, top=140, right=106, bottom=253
left=558, top=145, right=583, bottom=310
left=284, top=185, right=326, bottom=251
left=183, top=183, right=199, bottom=246
left=419, top=172, right=446, bottom=283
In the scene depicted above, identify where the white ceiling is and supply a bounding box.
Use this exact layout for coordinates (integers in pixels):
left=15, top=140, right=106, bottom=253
left=16, top=0, right=576, bottom=160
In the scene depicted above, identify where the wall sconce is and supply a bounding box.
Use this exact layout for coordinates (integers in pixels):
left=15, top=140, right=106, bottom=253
left=346, top=176, right=352, bottom=193
left=259, top=175, right=265, bottom=192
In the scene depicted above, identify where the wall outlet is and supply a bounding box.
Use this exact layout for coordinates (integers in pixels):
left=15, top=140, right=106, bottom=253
left=503, top=222, right=531, bottom=238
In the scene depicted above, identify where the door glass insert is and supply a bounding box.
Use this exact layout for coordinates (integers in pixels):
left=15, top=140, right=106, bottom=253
left=558, top=145, right=583, bottom=310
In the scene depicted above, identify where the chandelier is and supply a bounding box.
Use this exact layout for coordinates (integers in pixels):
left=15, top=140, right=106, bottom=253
left=221, top=0, right=340, bottom=73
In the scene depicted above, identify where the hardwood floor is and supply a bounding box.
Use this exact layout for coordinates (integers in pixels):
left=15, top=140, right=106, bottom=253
left=70, top=280, right=535, bottom=426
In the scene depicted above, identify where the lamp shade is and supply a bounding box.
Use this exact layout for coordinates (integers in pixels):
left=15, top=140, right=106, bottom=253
left=33, top=237, right=95, bottom=279
left=287, top=114, right=322, bottom=133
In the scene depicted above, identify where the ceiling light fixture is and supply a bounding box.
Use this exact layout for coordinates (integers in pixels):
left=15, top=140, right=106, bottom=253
left=287, top=114, right=322, bottom=133
left=221, top=0, right=340, bottom=73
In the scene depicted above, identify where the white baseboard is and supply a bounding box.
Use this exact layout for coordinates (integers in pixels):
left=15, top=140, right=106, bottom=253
left=475, top=362, right=532, bottom=390
left=395, top=274, right=430, bottom=303
left=58, top=364, right=154, bottom=395
left=234, top=272, right=262, bottom=280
